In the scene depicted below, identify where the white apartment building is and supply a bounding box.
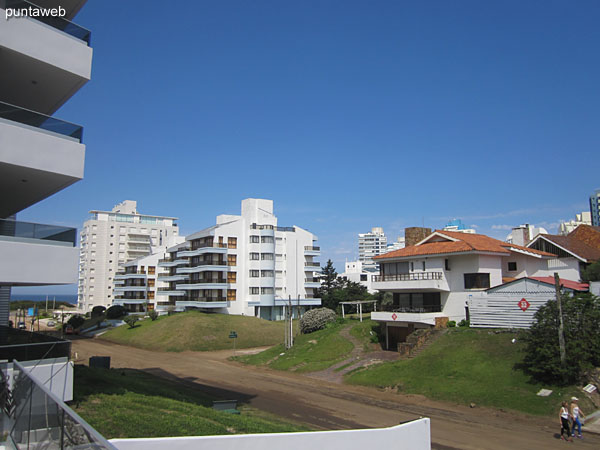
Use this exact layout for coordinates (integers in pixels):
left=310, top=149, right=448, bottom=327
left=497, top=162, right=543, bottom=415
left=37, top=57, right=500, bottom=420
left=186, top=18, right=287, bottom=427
left=339, top=260, right=378, bottom=293
left=158, top=199, right=321, bottom=320
left=370, top=230, right=555, bottom=349
left=358, top=227, right=387, bottom=271
left=387, top=236, right=406, bottom=252
left=505, top=223, right=548, bottom=246
left=0, top=1, right=92, bottom=325
left=558, top=211, right=592, bottom=235
left=77, top=201, right=180, bottom=312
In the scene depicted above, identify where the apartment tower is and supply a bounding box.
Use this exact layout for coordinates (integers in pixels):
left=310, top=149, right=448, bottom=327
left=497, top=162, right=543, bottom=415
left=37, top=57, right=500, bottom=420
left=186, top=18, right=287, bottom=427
left=0, top=1, right=93, bottom=327
left=158, top=199, right=321, bottom=320
left=358, top=227, right=388, bottom=271
left=591, top=189, right=600, bottom=227
left=77, top=200, right=180, bottom=311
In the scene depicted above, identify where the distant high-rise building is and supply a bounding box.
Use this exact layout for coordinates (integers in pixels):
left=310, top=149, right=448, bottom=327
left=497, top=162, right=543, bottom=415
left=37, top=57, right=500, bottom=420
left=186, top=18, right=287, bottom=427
left=442, top=219, right=476, bottom=234
left=387, top=236, right=406, bottom=253
left=77, top=201, right=180, bottom=312
left=505, top=224, right=548, bottom=246
left=558, top=212, right=592, bottom=235
left=590, top=189, right=600, bottom=227
left=358, top=227, right=388, bottom=270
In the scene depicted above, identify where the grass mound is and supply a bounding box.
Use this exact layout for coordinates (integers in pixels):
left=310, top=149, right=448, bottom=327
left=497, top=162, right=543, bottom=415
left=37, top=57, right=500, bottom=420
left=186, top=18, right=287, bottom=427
left=346, top=328, right=590, bottom=416
left=237, top=319, right=376, bottom=373
left=71, top=365, right=308, bottom=438
left=99, top=311, right=290, bottom=352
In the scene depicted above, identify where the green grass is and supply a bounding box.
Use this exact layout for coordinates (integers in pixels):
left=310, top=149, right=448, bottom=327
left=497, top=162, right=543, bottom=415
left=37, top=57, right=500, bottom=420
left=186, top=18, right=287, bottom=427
left=348, top=319, right=380, bottom=351
left=99, top=311, right=294, bottom=352
left=71, top=365, right=308, bottom=438
left=346, top=328, right=591, bottom=416
left=236, top=321, right=354, bottom=372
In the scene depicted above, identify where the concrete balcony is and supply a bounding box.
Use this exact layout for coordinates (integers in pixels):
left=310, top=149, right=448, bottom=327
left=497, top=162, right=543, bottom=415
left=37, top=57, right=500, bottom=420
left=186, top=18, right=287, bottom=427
left=371, top=272, right=450, bottom=292
left=304, top=278, right=321, bottom=288
left=304, top=263, right=321, bottom=272
left=274, top=297, right=322, bottom=307
left=0, top=101, right=85, bottom=217
left=176, top=300, right=228, bottom=309
left=177, top=246, right=228, bottom=258
left=0, top=2, right=92, bottom=115
left=304, top=246, right=321, bottom=256
left=176, top=280, right=228, bottom=290
left=113, top=273, right=146, bottom=280
left=371, top=311, right=445, bottom=326
left=157, top=258, right=188, bottom=268
left=176, top=263, right=229, bottom=274
left=156, top=288, right=185, bottom=296
left=0, top=219, right=77, bottom=286
left=156, top=274, right=188, bottom=282
left=113, top=286, right=146, bottom=293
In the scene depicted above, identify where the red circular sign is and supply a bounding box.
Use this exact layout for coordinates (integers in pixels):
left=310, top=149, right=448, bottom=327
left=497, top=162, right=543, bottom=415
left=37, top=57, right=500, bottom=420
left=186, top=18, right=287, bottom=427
left=518, top=298, right=530, bottom=312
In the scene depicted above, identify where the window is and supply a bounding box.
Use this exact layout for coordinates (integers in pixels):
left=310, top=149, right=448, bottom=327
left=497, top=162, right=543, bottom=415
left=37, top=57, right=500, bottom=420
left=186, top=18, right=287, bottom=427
left=227, top=255, right=237, bottom=266
left=261, top=287, right=274, bottom=295
left=261, top=253, right=274, bottom=260
left=360, top=274, right=368, bottom=281
left=228, top=237, right=237, bottom=249
left=422, top=261, right=426, bottom=271
left=249, top=235, right=260, bottom=243
left=464, top=273, right=490, bottom=289
left=227, top=289, right=236, bottom=301
left=227, top=272, right=237, bottom=283
left=261, top=236, right=274, bottom=244
left=410, top=262, right=414, bottom=271
left=148, top=279, right=155, bottom=287
left=508, top=262, right=517, bottom=271
left=261, top=270, right=274, bottom=277
left=148, top=266, right=155, bottom=275
left=249, top=270, right=259, bottom=278
left=445, top=259, right=450, bottom=271
left=249, top=287, right=260, bottom=295
left=249, top=252, right=260, bottom=260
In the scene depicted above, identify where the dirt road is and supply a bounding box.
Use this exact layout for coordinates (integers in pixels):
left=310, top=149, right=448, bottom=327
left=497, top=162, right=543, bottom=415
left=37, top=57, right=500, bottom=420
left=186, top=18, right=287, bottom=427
left=72, top=337, right=600, bottom=449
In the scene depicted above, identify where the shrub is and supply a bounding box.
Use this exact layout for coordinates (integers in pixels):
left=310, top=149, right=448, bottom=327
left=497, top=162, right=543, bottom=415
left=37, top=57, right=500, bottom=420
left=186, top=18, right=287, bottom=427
left=148, top=310, right=159, bottom=321
left=67, top=315, right=85, bottom=329
left=91, top=306, right=106, bottom=318
left=447, top=320, right=456, bottom=328
left=458, top=319, right=470, bottom=327
left=106, top=305, right=127, bottom=319
left=123, top=316, right=139, bottom=329
left=300, top=308, right=337, bottom=334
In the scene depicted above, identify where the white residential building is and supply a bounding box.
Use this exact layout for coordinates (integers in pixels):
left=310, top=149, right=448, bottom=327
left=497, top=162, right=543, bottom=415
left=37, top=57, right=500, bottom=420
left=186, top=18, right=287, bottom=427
left=370, top=230, right=555, bottom=349
left=358, top=227, right=388, bottom=271
left=0, top=1, right=93, bottom=326
left=505, top=223, right=548, bottom=246
left=339, top=260, right=378, bottom=293
left=158, top=199, right=321, bottom=320
left=558, top=212, right=592, bottom=235
left=387, top=236, right=406, bottom=252
left=77, top=201, right=180, bottom=312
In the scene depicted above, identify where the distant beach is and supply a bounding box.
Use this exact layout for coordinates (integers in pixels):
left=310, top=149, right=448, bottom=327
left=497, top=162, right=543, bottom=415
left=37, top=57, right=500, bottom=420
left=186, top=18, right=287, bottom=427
left=10, top=294, right=77, bottom=305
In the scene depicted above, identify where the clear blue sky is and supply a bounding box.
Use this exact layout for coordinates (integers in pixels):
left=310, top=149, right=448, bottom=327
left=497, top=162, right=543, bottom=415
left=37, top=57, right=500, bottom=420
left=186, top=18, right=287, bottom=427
left=16, top=0, right=600, bottom=295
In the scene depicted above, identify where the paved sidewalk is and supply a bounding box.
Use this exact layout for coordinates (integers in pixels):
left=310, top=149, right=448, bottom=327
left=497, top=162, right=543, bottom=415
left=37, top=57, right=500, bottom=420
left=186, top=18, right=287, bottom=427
left=584, top=410, right=600, bottom=435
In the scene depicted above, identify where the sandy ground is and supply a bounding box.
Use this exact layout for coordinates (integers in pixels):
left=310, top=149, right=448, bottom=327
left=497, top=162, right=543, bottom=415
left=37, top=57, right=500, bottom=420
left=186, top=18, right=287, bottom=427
left=71, top=337, right=600, bottom=450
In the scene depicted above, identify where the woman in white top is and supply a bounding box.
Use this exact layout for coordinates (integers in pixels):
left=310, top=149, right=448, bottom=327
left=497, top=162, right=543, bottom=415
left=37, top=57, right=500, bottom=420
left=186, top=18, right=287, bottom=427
left=559, top=401, right=573, bottom=441
left=570, top=397, right=586, bottom=439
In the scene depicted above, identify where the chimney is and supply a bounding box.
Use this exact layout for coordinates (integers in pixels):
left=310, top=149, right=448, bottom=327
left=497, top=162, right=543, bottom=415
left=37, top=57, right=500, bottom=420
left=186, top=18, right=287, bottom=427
left=405, top=227, right=432, bottom=247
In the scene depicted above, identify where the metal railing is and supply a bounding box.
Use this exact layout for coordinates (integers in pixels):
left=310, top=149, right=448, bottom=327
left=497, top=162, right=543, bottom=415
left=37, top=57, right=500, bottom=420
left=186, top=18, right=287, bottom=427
left=6, top=0, right=92, bottom=45
left=0, top=327, right=71, bottom=362
left=372, top=272, right=443, bottom=282
left=9, top=360, right=116, bottom=449
left=304, top=246, right=320, bottom=251
left=188, top=260, right=227, bottom=266
left=0, top=100, right=83, bottom=141
left=177, top=279, right=227, bottom=285
left=0, top=218, right=76, bottom=246
left=179, top=297, right=227, bottom=302
left=378, top=305, right=443, bottom=313
left=305, top=278, right=320, bottom=283
left=305, top=262, right=320, bottom=267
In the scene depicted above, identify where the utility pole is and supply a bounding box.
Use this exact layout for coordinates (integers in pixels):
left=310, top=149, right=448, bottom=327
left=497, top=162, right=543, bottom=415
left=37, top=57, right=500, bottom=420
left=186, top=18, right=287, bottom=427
left=554, top=273, right=566, bottom=368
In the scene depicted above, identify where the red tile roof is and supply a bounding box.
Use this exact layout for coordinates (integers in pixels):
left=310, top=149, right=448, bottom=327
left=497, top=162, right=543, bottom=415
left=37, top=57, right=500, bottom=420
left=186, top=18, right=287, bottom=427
left=530, top=277, right=589, bottom=292
left=530, top=225, right=600, bottom=262
left=375, top=230, right=554, bottom=260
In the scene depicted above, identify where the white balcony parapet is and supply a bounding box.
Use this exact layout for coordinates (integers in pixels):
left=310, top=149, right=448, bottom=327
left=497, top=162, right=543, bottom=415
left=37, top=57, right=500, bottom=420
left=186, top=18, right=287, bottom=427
left=371, top=271, right=450, bottom=292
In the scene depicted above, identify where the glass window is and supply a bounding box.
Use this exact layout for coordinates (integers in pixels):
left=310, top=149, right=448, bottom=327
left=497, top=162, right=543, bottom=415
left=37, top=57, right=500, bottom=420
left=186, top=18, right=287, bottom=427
left=508, top=262, right=517, bottom=271
left=249, top=270, right=259, bottom=277
left=261, top=236, right=274, bottom=244
left=249, top=287, right=259, bottom=295
left=464, top=273, right=490, bottom=289
left=249, top=235, right=260, bottom=243
left=261, top=253, right=274, bottom=260
left=249, top=252, right=260, bottom=260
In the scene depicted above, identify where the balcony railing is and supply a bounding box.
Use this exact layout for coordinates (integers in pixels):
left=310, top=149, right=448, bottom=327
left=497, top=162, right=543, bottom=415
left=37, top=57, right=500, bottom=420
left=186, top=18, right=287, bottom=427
left=0, top=218, right=76, bottom=246
left=305, top=262, right=320, bottom=267
left=0, top=326, right=71, bottom=362
left=378, top=305, right=443, bottom=313
left=304, top=246, right=320, bottom=251
left=8, top=360, right=115, bottom=449
left=276, top=226, right=295, bottom=232
left=118, top=270, right=146, bottom=275
left=0, top=100, right=83, bottom=141
left=190, top=243, right=228, bottom=250
left=177, top=279, right=227, bottom=285
left=179, top=297, right=227, bottom=302
left=6, top=0, right=92, bottom=45
left=305, top=278, right=320, bottom=283
left=372, top=272, right=443, bottom=282
left=189, top=260, right=227, bottom=266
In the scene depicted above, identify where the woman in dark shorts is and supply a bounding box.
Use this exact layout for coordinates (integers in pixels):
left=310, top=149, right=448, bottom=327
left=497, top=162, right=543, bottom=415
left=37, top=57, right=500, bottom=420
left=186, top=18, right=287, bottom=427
left=559, top=401, right=573, bottom=441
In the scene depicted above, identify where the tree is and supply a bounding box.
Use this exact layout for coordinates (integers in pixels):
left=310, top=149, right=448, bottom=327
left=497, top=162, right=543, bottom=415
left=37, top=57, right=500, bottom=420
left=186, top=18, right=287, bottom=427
left=521, top=292, right=600, bottom=385
left=316, top=261, right=372, bottom=310
left=66, top=315, right=85, bottom=329
left=581, top=260, right=600, bottom=282
left=123, top=315, right=139, bottom=329
left=320, top=259, right=338, bottom=292
left=148, top=310, right=159, bottom=321
left=106, top=305, right=127, bottom=319
left=91, top=306, right=106, bottom=318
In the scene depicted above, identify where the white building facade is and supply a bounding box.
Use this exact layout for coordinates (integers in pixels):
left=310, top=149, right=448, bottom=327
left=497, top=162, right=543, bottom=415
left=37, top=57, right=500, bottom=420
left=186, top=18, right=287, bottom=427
left=558, top=212, right=591, bottom=235
left=77, top=201, right=180, bottom=312
left=0, top=1, right=93, bottom=325
left=158, top=199, right=321, bottom=320
left=339, top=260, right=378, bottom=293
left=358, top=227, right=388, bottom=271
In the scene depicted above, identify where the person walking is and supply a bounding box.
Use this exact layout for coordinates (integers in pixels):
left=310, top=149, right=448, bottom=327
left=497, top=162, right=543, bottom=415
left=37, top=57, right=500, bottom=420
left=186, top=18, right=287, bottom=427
left=570, top=397, right=586, bottom=439
left=559, top=401, right=573, bottom=441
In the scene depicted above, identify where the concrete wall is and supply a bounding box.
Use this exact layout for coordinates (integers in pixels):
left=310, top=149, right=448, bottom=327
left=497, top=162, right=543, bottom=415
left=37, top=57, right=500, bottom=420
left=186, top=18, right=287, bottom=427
left=590, top=281, right=600, bottom=296
left=1, top=357, right=74, bottom=402
left=110, top=419, right=431, bottom=450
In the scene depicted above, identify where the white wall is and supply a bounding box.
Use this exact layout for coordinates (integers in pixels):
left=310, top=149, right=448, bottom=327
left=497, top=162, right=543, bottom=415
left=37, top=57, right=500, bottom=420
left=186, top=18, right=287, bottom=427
left=110, top=419, right=430, bottom=450
left=590, top=281, right=600, bottom=296
left=0, top=239, right=78, bottom=285
left=1, top=357, right=74, bottom=402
